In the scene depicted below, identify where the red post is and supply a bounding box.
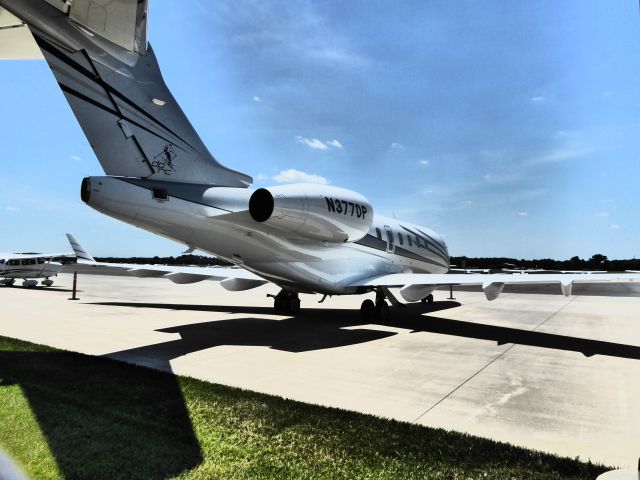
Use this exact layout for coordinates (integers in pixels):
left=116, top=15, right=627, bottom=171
left=448, top=284, right=455, bottom=300
left=68, top=271, right=79, bottom=301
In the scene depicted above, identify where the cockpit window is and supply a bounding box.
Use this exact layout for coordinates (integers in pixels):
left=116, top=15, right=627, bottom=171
left=37, top=258, right=45, bottom=264
left=23, top=258, right=36, bottom=266
left=7, top=259, right=19, bottom=266
left=0, top=259, right=4, bottom=265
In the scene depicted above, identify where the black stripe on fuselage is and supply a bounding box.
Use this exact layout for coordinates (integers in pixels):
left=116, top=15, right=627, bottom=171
left=117, top=178, right=234, bottom=213
left=399, top=225, right=448, bottom=260
left=33, top=34, right=197, bottom=152
left=355, top=234, right=449, bottom=270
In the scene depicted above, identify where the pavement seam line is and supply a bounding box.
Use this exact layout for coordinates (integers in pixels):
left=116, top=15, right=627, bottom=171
left=411, top=296, right=577, bottom=424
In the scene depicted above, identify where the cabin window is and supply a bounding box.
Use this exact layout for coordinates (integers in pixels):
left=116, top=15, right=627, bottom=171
left=0, top=259, right=4, bottom=265
left=152, top=188, right=168, bottom=201
left=386, top=229, right=394, bottom=244
left=375, top=228, right=382, bottom=241
left=407, top=235, right=412, bottom=247
left=37, top=258, right=45, bottom=264
left=397, top=232, right=403, bottom=245
left=7, top=259, right=19, bottom=266
left=23, top=258, right=36, bottom=266
left=415, top=236, right=421, bottom=248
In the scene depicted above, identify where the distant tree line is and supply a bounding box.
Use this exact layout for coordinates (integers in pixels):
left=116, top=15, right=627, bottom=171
left=90, top=253, right=640, bottom=272
left=94, top=254, right=233, bottom=266
left=450, top=254, right=640, bottom=272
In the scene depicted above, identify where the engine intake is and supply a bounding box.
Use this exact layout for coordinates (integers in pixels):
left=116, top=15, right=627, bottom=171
left=249, top=184, right=373, bottom=243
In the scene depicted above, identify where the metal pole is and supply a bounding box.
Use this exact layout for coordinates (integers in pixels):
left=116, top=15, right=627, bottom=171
left=68, top=271, right=79, bottom=301
left=448, top=284, right=455, bottom=300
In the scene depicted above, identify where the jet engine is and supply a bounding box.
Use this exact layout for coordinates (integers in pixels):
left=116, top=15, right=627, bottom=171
left=249, top=184, right=373, bottom=243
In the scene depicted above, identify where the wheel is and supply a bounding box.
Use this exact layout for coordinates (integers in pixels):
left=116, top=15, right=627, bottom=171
left=274, top=296, right=285, bottom=313
left=42, top=279, right=54, bottom=287
left=288, top=297, right=301, bottom=315
left=421, top=293, right=434, bottom=304
left=376, top=300, right=390, bottom=321
left=360, top=299, right=375, bottom=320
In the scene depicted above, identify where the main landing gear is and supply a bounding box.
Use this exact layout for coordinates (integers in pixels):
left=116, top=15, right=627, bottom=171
left=360, top=288, right=392, bottom=321
left=271, top=290, right=301, bottom=315
left=42, top=278, right=54, bottom=287
left=421, top=293, right=434, bottom=304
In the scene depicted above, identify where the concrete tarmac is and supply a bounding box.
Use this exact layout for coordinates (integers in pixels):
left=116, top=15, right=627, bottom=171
left=1, top=273, right=639, bottom=468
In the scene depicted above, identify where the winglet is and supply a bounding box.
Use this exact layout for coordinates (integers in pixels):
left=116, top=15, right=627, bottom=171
left=65, top=234, right=95, bottom=264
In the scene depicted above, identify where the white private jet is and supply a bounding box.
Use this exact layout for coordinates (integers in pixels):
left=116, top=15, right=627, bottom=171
left=2, top=1, right=640, bottom=317
left=0, top=252, right=66, bottom=287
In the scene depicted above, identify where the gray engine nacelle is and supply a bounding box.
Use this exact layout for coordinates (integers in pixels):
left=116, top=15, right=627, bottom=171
left=249, top=184, right=373, bottom=243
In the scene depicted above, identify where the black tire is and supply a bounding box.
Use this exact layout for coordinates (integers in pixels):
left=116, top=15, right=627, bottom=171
left=289, top=297, right=301, bottom=315
left=422, top=293, right=434, bottom=304
left=360, top=299, right=375, bottom=320
left=274, top=296, right=285, bottom=313
left=377, top=300, right=390, bottom=321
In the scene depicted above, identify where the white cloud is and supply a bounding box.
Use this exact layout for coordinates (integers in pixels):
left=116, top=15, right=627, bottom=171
left=391, top=142, right=404, bottom=149
left=611, top=224, right=620, bottom=230
left=531, top=96, right=546, bottom=103
left=253, top=96, right=263, bottom=102
left=595, top=212, right=609, bottom=217
left=255, top=173, right=268, bottom=181
left=603, top=91, right=613, bottom=97
left=515, top=212, right=528, bottom=217
left=70, top=155, right=82, bottom=161
left=482, top=172, right=519, bottom=185
left=459, top=200, right=473, bottom=208
left=295, top=136, right=329, bottom=150
left=530, top=146, right=592, bottom=165
left=418, top=159, right=429, bottom=165
left=295, top=136, right=343, bottom=150
left=5, top=206, right=19, bottom=212
left=273, top=169, right=328, bottom=185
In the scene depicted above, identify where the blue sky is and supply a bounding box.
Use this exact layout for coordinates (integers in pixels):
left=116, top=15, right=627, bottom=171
left=1, top=1, right=639, bottom=259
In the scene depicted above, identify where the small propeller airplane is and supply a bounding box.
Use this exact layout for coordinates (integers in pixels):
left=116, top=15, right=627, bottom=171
left=2, top=1, right=640, bottom=317
left=0, top=252, right=71, bottom=288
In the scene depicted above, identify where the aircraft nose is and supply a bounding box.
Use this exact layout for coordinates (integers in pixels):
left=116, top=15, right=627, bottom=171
left=80, top=177, right=91, bottom=203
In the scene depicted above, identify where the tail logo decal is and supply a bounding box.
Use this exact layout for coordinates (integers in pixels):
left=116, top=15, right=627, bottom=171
left=152, top=145, right=178, bottom=175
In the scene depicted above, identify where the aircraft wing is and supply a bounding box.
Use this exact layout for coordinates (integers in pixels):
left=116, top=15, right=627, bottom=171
left=352, top=272, right=640, bottom=301
left=63, top=234, right=268, bottom=291
left=62, top=261, right=268, bottom=290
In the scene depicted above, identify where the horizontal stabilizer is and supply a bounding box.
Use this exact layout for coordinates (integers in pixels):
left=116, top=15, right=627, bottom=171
left=0, top=7, right=43, bottom=59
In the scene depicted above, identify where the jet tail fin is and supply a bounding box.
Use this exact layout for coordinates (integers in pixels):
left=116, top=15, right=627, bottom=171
left=66, top=234, right=96, bottom=264
left=1, top=0, right=252, bottom=187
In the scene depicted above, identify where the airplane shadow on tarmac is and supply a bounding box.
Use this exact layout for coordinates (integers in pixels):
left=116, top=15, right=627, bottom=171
left=92, top=301, right=640, bottom=362
left=0, top=348, right=202, bottom=480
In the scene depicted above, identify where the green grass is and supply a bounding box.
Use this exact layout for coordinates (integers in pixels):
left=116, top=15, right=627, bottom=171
left=0, top=335, right=609, bottom=480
